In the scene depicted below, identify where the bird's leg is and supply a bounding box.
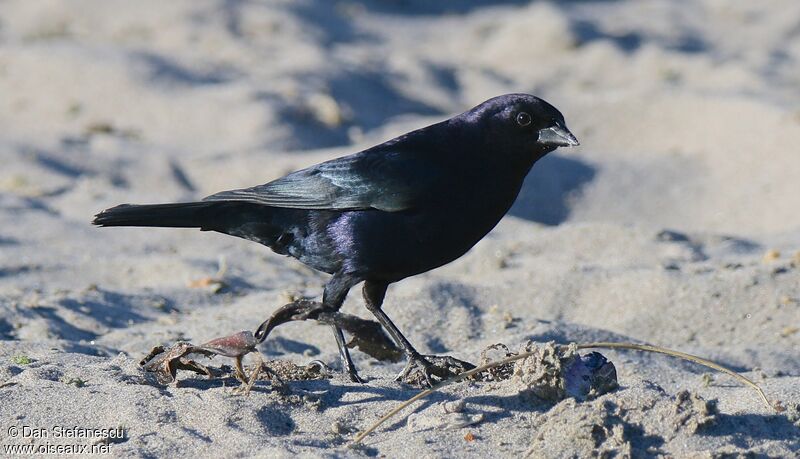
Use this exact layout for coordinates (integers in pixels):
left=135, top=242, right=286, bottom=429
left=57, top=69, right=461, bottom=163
left=322, top=274, right=363, bottom=383
left=361, top=282, right=432, bottom=385
left=362, top=281, right=472, bottom=387
left=330, top=324, right=361, bottom=382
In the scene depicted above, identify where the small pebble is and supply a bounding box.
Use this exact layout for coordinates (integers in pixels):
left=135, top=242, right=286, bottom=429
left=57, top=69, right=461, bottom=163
left=442, top=400, right=465, bottom=413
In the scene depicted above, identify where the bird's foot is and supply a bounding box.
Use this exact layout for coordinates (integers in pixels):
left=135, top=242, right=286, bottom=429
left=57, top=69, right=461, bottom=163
left=395, top=354, right=476, bottom=388
left=346, top=367, right=366, bottom=384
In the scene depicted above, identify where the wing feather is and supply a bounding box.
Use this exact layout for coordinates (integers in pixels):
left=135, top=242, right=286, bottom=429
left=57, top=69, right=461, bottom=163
left=203, top=149, right=438, bottom=212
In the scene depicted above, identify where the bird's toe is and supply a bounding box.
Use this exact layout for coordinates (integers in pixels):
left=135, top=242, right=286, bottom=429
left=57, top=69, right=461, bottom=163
left=395, top=354, right=474, bottom=388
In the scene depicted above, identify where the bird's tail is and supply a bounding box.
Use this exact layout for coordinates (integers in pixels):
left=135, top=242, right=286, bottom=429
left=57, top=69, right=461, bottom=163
left=92, top=200, right=300, bottom=253
left=92, top=202, right=225, bottom=229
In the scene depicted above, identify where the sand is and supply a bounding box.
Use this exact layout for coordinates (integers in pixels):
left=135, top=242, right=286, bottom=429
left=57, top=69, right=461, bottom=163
left=1, top=0, right=799, bottom=457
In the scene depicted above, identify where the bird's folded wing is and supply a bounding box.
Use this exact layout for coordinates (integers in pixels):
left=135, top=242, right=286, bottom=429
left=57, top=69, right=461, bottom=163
left=202, top=150, right=439, bottom=212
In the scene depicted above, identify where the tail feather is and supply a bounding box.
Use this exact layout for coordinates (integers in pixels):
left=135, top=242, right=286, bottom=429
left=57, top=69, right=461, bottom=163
left=92, top=200, right=303, bottom=253
left=92, top=202, right=221, bottom=229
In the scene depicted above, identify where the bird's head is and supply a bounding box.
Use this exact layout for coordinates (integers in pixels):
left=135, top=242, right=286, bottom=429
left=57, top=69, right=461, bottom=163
left=462, top=93, right=579, bottom=161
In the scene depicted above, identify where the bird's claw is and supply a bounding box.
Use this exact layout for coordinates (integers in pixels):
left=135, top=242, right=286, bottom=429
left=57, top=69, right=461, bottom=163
left=395, top=354, right=476, bottom=388
left=332, top=355, right=365, bottom=383
left=347, top=369, right=366, bottom=384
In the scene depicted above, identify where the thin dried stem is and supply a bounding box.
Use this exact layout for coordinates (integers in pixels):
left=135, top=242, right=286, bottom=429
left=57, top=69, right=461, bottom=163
left=576, top=342, right=772, bottom=409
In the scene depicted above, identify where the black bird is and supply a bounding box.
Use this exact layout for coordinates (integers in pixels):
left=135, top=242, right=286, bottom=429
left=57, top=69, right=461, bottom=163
left=93, top=93, right=579, bottom=384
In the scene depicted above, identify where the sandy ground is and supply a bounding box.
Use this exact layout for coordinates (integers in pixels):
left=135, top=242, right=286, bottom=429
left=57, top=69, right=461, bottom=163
left=1, top=0, right=799, bottom=457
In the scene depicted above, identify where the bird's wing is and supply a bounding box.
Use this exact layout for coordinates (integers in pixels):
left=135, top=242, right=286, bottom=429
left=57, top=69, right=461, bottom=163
left=202, top=150, right=439, bottom=212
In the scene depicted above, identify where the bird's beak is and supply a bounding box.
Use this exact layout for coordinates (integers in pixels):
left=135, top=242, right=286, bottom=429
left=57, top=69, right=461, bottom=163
left=537, top=124, right=579, bottom=147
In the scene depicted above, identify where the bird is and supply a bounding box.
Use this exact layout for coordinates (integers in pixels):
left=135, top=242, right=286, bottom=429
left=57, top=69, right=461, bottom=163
left=93, top=93, right=579, bottom=385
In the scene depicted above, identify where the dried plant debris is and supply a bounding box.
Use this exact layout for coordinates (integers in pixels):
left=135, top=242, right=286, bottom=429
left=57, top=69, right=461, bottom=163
left=475, top=342, right=618, bottom=402
left=83, top=121, right=141, bottom=140
left=139, top=330, right=329, bottom=389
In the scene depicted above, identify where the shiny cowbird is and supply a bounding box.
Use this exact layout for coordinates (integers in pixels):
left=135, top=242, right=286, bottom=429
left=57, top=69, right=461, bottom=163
left=93, top=93, right=579, bottom=385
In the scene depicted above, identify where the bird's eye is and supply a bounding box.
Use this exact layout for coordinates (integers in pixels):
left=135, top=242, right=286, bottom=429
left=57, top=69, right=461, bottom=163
left=516, top=112, right=531, bottom=126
